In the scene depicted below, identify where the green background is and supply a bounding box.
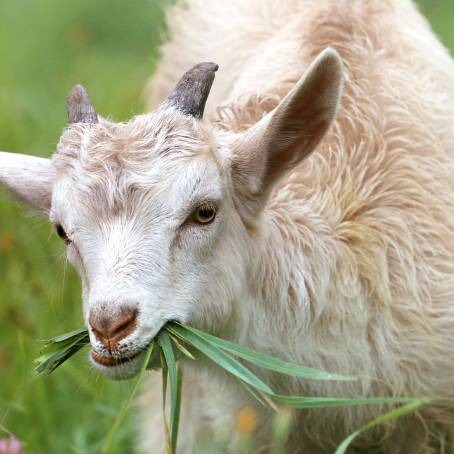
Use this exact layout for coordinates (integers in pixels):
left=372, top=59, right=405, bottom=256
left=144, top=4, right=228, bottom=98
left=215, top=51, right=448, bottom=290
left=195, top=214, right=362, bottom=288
left=0, top=1, right=452, bottom=452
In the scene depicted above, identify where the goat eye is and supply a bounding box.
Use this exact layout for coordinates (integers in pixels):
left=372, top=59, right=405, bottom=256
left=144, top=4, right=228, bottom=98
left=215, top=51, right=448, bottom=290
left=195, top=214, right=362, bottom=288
left=56, top=225, right=70, bottom=244
left=193, top=203, right=217, bottom=224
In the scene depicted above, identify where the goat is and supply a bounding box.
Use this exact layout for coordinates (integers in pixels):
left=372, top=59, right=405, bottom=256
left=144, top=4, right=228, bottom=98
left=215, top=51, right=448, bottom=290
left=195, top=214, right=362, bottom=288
left=2, top=0, right=454, bottom=452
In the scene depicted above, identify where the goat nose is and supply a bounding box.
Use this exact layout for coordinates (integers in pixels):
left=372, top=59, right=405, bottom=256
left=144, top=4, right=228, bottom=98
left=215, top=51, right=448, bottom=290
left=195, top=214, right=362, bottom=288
left=89, top=308, right=138, bottom=350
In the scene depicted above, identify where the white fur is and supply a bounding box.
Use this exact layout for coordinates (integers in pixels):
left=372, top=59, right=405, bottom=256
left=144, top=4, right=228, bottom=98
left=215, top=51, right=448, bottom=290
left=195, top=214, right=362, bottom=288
left=2, top=0, right=454, bottom=452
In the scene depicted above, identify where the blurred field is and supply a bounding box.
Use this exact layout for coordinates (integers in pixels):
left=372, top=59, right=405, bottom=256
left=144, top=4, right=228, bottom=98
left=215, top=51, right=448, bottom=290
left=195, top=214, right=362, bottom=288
left=0, top=1, right=453, bottom=453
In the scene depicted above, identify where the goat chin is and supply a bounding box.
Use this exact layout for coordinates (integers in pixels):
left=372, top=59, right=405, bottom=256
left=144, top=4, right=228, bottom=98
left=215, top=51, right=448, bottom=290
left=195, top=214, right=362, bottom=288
left=89, top=349, right=146, bottom=381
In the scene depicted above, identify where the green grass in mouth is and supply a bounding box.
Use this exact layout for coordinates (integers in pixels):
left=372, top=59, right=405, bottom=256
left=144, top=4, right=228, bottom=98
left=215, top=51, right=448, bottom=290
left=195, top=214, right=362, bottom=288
left=34, top=322, right=430, bottom=453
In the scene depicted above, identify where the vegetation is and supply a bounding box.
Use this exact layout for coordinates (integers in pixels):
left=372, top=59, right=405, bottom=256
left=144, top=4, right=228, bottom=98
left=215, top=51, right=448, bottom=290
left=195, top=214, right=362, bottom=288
left=0, top=1, right=453, bottom=452
left=33, top=324, right=428, bottom=453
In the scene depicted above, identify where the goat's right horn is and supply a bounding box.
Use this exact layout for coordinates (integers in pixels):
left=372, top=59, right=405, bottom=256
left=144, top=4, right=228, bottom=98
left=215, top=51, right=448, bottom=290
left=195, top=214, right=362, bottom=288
left=67, top=84, right=98, bottom=124
left=165, top=62, right=219, bottom=119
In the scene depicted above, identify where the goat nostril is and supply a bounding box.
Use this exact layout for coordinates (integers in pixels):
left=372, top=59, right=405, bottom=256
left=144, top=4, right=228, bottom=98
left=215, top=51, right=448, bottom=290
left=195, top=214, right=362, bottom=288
left=112, top=321, right=131, bottom=336
left=111, top=310, right=137, bottom=336
left=89, top=308, right=138, bottom=345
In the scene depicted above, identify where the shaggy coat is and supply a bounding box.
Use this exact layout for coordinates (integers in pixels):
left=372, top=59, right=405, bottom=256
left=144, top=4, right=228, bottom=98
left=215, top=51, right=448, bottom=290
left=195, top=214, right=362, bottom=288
left=2, top=0, right=454, bottom=453
left=140, top=0, right=454, bottom=452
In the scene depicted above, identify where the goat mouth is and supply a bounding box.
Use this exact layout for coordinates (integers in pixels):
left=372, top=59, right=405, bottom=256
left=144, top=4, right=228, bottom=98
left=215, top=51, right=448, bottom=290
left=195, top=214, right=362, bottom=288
left=91, top=349, right=143, bottom=367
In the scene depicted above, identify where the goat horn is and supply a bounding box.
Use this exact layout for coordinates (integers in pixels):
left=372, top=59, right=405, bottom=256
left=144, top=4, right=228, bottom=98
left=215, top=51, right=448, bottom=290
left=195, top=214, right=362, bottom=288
left=67, top=84, right=98, bottom=124
left=166, top=62, right=219, bottom=119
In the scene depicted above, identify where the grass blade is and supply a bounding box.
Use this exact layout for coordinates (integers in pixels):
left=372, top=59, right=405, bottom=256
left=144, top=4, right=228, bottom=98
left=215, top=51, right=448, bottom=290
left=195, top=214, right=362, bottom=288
left=173, top=367, right=183, bottom=451
left=335, top=399, right=430, bottom=454
left=101, top=343, right=154, bottom=454
left=43, top=328, right=89, bottom=345
left=33, top=332, right=90, bottom=376
left=167, top=325, right=273, bottom=395
left=173, top=323, right=355, bottom=382
left=158, top=331, right=181, bottom=452
left=271, top=395, right=427, bottom=409
left=237, top=379, right=275, bottom=410
left=161, top=350, right=172, bottom=454
left=169, top=334, right=195, bottom=360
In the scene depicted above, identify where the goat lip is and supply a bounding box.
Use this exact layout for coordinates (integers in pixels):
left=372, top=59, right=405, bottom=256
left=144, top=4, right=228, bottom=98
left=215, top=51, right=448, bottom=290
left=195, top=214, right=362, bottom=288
left=91, top=349, right=142, bottom=367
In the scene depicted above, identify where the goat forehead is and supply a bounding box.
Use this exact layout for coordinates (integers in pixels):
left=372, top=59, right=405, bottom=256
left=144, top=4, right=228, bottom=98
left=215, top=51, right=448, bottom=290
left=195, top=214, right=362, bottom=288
left=52, top=150, right=224, bottom=226
left=52, top=110, right=227, bottom=225
left=54, top=108, right=215, bottom=175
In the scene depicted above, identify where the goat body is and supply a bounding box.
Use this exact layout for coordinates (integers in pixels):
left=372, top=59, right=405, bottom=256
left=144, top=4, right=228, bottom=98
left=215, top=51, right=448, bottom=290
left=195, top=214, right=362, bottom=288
left=141, top=0, right=454, bottom=452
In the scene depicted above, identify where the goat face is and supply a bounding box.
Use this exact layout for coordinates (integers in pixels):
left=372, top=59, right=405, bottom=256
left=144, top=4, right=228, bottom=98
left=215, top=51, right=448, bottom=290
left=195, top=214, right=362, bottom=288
left=50, top=106, right=247, bottom=379
left=0, top=48, right=343, bottom=379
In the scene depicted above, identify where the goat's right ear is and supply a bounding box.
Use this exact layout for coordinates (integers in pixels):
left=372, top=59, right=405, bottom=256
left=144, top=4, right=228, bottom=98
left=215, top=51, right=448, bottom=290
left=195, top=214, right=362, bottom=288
left=0, top=151, right=54, bottom=214
left=231, top=48, right=343, bottom=219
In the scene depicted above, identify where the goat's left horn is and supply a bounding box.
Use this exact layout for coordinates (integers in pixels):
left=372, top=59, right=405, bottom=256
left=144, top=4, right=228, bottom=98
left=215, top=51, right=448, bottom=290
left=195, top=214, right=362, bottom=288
left=67, top=84, right=98, bottom=124
left=166, top=62, right=219, bottom=119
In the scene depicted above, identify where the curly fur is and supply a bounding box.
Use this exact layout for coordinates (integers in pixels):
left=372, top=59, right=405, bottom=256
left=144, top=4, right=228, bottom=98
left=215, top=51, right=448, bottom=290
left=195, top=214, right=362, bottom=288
left=139, top=0, right=454, bottom=452
left=2, top=0, right=454, bottom=452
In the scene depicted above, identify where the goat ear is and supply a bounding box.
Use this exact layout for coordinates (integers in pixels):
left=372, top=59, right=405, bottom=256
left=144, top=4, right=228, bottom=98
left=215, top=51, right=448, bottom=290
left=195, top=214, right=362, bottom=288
left=0, top=151, right=54, bottom=214
left=232, top=48, right=344, bottom=216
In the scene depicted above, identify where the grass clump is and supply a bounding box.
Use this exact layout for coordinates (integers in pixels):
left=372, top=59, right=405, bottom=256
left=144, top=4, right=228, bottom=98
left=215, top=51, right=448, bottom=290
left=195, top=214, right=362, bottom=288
left=34, top=323, right=430, bottom=453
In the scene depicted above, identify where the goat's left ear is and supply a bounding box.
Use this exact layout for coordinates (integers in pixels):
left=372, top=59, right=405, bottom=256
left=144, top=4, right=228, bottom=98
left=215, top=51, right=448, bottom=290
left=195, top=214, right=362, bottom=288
left=0, top=151, right=54, bottom=214
left=232, top=48, right=344, bottom=216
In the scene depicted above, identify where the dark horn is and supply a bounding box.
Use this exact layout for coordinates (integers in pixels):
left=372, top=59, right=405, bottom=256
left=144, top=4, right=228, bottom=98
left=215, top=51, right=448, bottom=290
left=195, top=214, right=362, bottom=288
left=166, top=62, right=219, bottom=119
left=67, top=84, right=98, bottom=124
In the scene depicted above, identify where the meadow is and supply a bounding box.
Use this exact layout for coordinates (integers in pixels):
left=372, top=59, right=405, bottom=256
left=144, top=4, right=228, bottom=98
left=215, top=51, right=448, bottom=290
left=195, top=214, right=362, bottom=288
left=0, top=1, right=453, bottom=452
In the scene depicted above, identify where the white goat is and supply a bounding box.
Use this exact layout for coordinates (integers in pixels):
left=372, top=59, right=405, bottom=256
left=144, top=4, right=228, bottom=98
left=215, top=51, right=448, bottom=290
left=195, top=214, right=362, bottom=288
left=2, top=0, right=454, bottom=452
